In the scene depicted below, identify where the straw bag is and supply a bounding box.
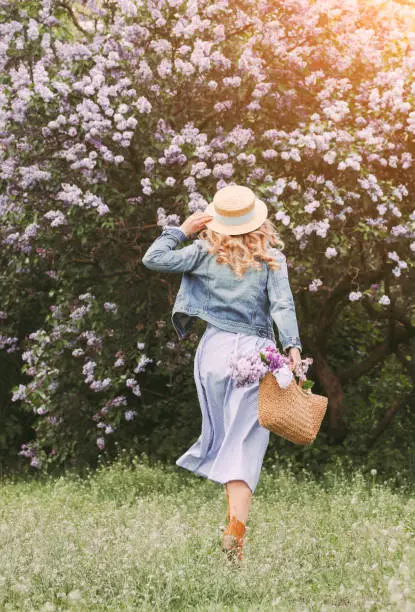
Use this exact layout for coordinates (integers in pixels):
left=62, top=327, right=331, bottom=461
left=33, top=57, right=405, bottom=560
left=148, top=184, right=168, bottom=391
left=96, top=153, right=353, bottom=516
left=258, top=371, right=328, bottom=445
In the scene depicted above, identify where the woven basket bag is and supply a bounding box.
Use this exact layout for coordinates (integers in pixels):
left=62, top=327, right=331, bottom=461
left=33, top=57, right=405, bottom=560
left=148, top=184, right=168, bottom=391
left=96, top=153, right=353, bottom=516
left=258, top=372, right=328, bottom=445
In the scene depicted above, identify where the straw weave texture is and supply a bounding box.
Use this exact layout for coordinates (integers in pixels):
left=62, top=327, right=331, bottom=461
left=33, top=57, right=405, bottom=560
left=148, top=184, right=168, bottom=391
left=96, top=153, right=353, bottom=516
left=258, top=372, right=328, bottom=445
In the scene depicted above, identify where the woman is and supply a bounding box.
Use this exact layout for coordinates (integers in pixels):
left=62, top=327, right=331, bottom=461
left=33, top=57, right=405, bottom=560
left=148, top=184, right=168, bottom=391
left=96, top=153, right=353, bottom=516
left=142, top=184, right=302, bottom=562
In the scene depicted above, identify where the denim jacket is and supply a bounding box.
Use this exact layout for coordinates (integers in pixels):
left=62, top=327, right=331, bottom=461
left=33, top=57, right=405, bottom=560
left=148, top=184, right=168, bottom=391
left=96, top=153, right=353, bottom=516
left=142, top=226, right=302, bottom=354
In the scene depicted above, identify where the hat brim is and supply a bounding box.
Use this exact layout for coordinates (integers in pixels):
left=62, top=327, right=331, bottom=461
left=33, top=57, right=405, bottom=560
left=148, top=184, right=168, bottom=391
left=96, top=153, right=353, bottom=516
left=203, top=198, right=268, bottom=236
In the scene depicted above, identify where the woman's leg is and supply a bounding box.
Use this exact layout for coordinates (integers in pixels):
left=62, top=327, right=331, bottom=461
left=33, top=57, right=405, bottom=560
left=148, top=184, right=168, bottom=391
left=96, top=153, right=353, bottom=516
left=225, top=484, right=230, bottom=521
left=222, top=480, right=251, bottom=561
left=225, top=479, right=252, bottom=524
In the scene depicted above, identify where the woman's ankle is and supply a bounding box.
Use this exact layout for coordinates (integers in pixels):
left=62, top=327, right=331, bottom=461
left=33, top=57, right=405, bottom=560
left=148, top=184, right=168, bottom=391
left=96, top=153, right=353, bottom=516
left=225, top=480, right=252, bottom=525
left=224, top=515, right=246, bottom=537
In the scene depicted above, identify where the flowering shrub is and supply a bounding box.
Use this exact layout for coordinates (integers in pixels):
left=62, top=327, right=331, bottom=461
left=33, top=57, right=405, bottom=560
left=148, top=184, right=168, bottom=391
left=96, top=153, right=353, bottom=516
left=0, top=0, right=414, bottom=468
left=12, top=292, right=152, bottom=468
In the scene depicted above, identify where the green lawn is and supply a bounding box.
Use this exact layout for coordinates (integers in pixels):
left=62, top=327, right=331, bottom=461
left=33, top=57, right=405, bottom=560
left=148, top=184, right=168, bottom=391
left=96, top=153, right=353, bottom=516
left=0, top=456, right=414, bottom=611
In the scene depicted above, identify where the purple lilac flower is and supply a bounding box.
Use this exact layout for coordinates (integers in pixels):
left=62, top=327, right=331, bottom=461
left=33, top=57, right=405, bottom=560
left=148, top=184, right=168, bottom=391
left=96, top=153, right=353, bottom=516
left=70, top=305, right=89, bottom=320
left=275, top=210, right=291, bottom=226
left=107, top=395, right=128, bottom=407
left=0, top=335, right=18, bottom=354
left=133, top=354, right=153, bottom=373
left=141, top=177, right=152, bottom=195
left=18, top=442, right=36, bottom=458
left=28, top=19, right=39, bottom=41
left=325, top=247, right=338, bottom=258
left=189, top=192, right=208, bottom=212
left=379, top=295, right=391, bottom=305
left=83, top=360, right=96, bottom=382
left=90, top=378, right=112, bottom=391
left=261, top=346, right=287, bottom=372
left=309, top=278, right=323, bottom=292
left=226, top=352, right=268, bottom=388
left=226, top=343, right=303, bottom=389
left=43, top=210, right=67, bottom=227
left=136, top=96, right=151, bottom=113
left=213, top=163, right=234, bottom=179
left=79, top=293, right=94, bottom=302
left=12, top=384, right=27, bottom=402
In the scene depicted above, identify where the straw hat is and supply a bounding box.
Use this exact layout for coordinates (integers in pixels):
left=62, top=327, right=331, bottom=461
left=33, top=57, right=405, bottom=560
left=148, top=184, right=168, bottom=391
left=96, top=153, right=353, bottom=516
left=204, top=184, right=268, bottom=236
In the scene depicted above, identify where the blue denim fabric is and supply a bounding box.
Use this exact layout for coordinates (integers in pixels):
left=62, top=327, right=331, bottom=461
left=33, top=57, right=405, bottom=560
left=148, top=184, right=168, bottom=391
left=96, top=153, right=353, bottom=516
left=141, top=225, right=302, bottom=353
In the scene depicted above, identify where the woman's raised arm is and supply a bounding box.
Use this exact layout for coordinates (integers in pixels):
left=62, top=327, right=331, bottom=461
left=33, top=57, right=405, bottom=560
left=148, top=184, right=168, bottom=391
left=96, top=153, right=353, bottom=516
left=141, top=211, right=213, bottom=274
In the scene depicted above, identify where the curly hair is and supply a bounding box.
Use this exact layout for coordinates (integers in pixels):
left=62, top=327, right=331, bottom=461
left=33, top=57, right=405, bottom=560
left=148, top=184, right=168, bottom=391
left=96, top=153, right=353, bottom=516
left=197, top=217, right=285, bottom=279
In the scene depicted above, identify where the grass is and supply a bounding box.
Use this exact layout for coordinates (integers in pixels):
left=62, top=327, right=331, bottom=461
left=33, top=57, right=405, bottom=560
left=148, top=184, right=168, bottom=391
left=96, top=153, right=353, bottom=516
left=0, top=455, right=414, bottom=611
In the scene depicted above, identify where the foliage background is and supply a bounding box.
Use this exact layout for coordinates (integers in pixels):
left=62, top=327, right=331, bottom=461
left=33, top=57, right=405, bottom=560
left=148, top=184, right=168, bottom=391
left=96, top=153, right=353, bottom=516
left=0, top=0, right=414, bottom=481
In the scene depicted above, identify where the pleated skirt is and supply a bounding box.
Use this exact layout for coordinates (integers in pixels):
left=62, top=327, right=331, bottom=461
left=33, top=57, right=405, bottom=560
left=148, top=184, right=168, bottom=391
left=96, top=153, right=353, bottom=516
left=175, top=321, right=276, bottom=494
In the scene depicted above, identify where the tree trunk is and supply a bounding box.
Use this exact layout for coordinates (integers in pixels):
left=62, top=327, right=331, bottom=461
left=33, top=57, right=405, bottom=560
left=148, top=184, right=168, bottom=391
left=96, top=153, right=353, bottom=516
left=311, top=345, right=348, bottom=443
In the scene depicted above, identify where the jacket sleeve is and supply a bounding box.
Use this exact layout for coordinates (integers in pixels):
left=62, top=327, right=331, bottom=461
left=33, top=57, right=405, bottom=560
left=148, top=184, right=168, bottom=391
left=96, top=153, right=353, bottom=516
left=267, top=250, right=303, bottom=354
left=141, top=226, right=205, bottom=273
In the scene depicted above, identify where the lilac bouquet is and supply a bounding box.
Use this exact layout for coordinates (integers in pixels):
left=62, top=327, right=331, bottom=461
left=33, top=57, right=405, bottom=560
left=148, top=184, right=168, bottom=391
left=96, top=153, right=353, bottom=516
left=227, top=345, right=313, bottom=390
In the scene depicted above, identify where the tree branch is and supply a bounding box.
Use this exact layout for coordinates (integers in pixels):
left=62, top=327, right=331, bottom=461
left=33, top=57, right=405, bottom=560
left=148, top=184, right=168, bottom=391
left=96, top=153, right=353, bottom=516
left=56, top=2, right=90, bottom=37
left=339, top=324, right=415, bottom=384
left=320, top=268, right=387, bottom=331
left=366, top=389, right=415, bottom=449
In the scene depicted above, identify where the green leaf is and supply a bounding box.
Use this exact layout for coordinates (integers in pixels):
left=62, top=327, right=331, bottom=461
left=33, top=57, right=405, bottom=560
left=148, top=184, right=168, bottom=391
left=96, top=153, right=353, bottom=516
left=301, top=379, right=314, bottom=390
left=259, top=351, right=269, bottom=364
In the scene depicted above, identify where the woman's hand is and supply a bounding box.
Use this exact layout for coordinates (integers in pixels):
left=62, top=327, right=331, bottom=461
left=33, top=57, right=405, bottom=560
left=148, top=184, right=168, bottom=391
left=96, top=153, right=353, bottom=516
left=288, top=347, right=302, bottom=372
left=180, top=211, right=214, bottom=237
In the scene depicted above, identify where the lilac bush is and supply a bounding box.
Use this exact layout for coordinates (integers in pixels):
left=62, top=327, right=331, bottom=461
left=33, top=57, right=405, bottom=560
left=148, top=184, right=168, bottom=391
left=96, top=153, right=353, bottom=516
left=11, top=292, right=152, bottom=468
left=0, top=0, right=414, bottom=468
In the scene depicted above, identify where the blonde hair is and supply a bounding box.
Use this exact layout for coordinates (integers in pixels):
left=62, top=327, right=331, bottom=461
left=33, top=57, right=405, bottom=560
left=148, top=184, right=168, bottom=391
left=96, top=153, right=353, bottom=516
left=197, top=217, right=285, bottom=279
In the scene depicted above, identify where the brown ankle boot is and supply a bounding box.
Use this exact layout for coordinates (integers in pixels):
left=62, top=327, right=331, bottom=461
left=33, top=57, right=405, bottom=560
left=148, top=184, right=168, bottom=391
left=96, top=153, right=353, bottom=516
left=221, top=515, right=246, bottom=562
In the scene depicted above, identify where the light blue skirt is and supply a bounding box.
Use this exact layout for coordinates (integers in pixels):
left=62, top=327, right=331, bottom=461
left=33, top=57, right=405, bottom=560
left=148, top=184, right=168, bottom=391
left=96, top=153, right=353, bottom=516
left=176, top=322, right=276, bottom=494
